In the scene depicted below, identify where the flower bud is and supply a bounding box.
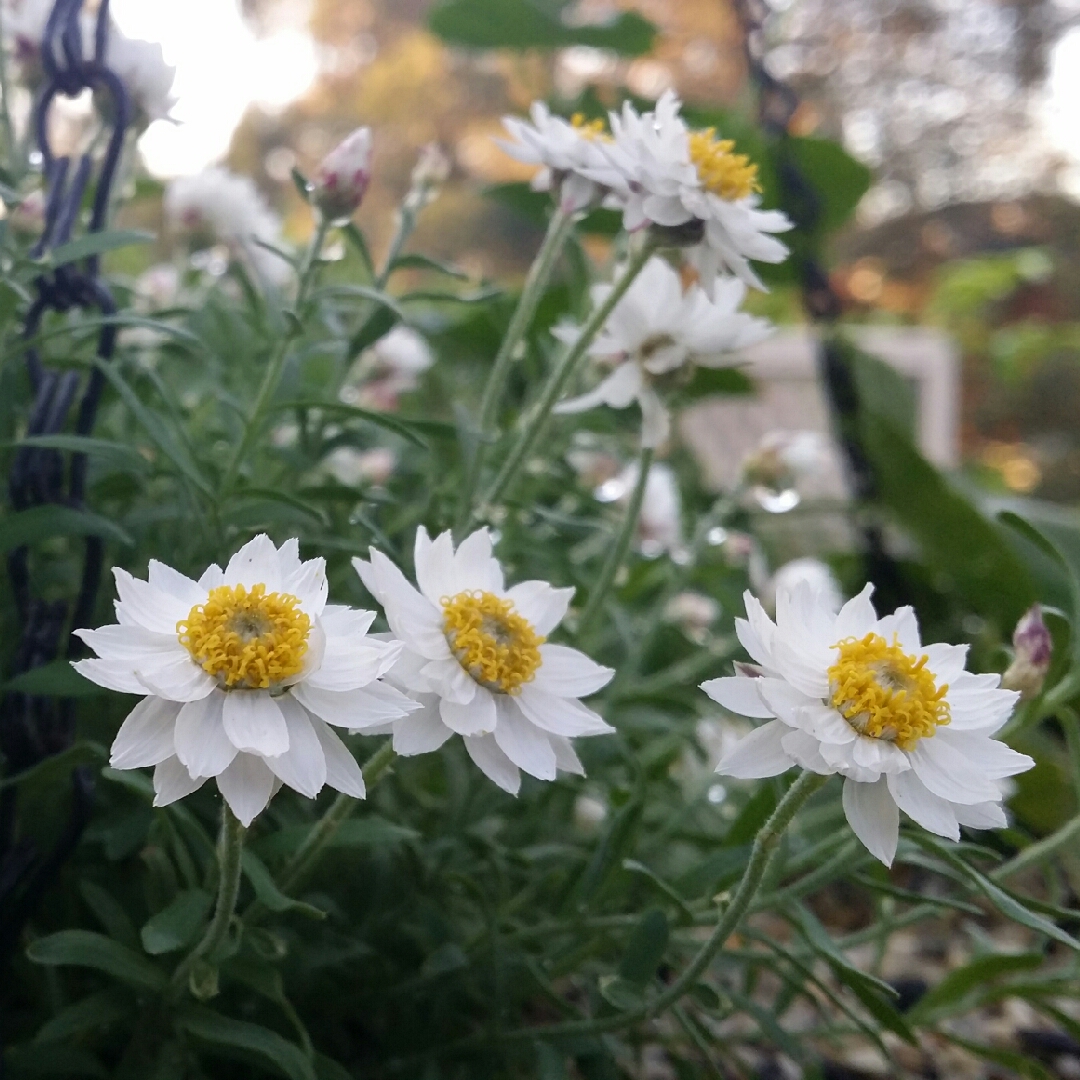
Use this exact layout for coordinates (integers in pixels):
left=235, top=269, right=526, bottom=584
left=404, top=142, right=451, bottom=212
left=7, top=189, right=45, bottom=236
left=313, top=127, right=373, bottom=222
left=1002, top=604, right=1052, bottom=699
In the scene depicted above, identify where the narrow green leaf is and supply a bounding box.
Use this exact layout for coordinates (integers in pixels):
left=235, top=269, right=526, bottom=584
left=275, top=400, right=428, bottom=447
left=907, top=951, right=1043, bottom=1020
left=79, top=880, right=140, bottom=948
left=178, top=1007, right=316, bottom=1080
left=617, top=908, right=669, bottom=987
left=140, top=889, right=213, bottom=955
left=389, top=252, right=470, bottom=280
left=241, top=850, right=326, bottom=919
left=0, top=505, right=133, bottom=553
left=34, top=990, right=130, bottom=1044
left=341, top=223, right=375, bottom=280
left=7, top=435, right=151, bottom=474
left=347, top=304, right=399, bottom=360
left=45, top=229, right=153, bottom=267
left=944, top=1034, right=1056, bottom=1080
left=0, top=740, right=107, bottom=789
left=597, top=974, right=644, bottom=1011
left=4, top=661, right=104, bottom=698
left=228, top=488, right=328, bottom=526
left=678, top=365, right=755, bottom=402
left=27, top=930, right=166, bottom=990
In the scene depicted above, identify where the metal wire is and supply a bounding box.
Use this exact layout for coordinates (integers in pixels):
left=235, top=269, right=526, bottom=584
left=0, top=0, right=130, bottom=968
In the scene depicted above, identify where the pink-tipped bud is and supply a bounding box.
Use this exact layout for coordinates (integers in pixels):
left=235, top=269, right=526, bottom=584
left=1002, top=604, right=1052, bottom=699
left=313, top=127, right=373, bottom=222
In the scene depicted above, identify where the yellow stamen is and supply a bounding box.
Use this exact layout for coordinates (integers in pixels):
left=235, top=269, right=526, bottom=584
left=178, top=583, right=310, bottom=689
left=441, top=590, right=544, bottom=694
left=827, top=632, right=950, bottom=751
left=571, top=112, right=609, bottom=141
left=688, top=130, right=760, bottom=200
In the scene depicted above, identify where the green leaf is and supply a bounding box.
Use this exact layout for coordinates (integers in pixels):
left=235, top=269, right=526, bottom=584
left=241, top=850, right=326, bottom=919
left=79, top=880, right=140, bottom=948
left=597, top=974, right=643, bottom=1011
left=429, top=0, right=656, bottom=55
left=4, top=1044, right=108, bottom=1077
left=678, top=365, right=755, bottom=402
left=786, top=137, right=872, bottom=236
left=943, top=1034, right=1056, bottom=1080
left=568, top=795, right=643, bottom=909
left=140, top=889, right=213, bottom=955
left=617, top=908, right=669, bottom=987
left=276, top=400, right=428, bottom=447
left=27, top=930, right=166, bottom=990
left=0, top=741, right=106, bottom=790
left=347, top=305, right=400, bottom=360
left=6, top=434, right=152, bottom=474
left=907, top=951, right=1043, bottom=1020
left=341, top=223, right=375, bottom=280
left=389, top=252, right=470, bottom=280
left=725, top=783, right=778, bottom=847
left=228, top=488, right=328, bottom=526
left=34, top=989, right=130, bottom=1044
left=4, top=661, right=104, bottom=698
left=0, top=505, right=133, bottom=553
left=255, top=816, right=419, bottom=862
left=45, top=229, right=153, bottom=267
left=178, top=1007, right=317, bottom=1080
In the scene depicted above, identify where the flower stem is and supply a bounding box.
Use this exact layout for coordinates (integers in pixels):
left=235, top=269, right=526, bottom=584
left=473, top=237, right=657, bottom=524
left=577, top=444, right=654, bottom=639
left=244, top=740, right=396, bottom=926
left=219, top=215, right=330, bottom=494
left=455, top=207, right=575, bottom=530
left=169, top=805, right=245, bottom=997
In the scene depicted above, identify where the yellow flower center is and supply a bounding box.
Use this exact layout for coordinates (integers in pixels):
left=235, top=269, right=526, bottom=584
left=827, top=633, right=950, bottom=750
left=571, top=112, right=609, bottom=141
left=688, top=130, right=760, bottom=200
left=178, top=583, right=311, bottom=690
left=441, top=590, right=544, bottom=694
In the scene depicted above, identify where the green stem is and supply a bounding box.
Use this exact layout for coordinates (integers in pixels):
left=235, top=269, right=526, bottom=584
left=577, top=444, right=654, bottom=638
left=0, top=0, right=20, bottom=182
left=376, top=204, right=418, bottom=289
left=474, top=237, right=657, bottom=523
left=244, top=740, right=396, bottom=925
left=170, top=805, right=245, bottom=996
left=220, top=216, right=330, bottom=493
left=455, top=207, right=574, bottom=530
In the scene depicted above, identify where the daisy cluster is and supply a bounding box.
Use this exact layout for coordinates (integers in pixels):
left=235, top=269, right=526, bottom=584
left=76, top=531, right=615, bottom=824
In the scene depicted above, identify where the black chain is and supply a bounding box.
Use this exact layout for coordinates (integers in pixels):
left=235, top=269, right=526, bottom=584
left=0, top=0, right=130, bottom=969
left=734, top=0, right=906, bottom=611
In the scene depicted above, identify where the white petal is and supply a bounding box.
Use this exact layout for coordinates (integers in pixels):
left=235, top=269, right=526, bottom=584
left=700, top=676, right=774, bottom=719
left=413, top=527, right=458, bottom=605
left=110, top=697, right=182, bottom=769
left=224, top=534, right=282, bottom=592
left=638, top=385, right=670, bottom=449
left=310, top=718, right=366, bottom=797
left=319, top=605, right=377, bottom=639
left=153, top=756, right=206, bottom=806
left=921, top=642, right=969, bottom=686
left=887, top=770, right=959, bottom=841
left=73, top=658, right=147, bottom=696
left=493, top=699, right=557, bottom=780
left=420, top=658, right=477, bottom=704
left=952, top=800, right=1008, bottom=830
left=463, top=733, right=521, bottom=794
left=76, top=625, right=184, bottom=667
left=133, top=653, right=217, bottom=703
left=440, top=688, right=497, bottom=735
left=798, top=704, right=857, bottom=745
left=392, top=699, right=453, bottom=755
left=515, top=686, right=614, bottom=736
left=216, top=753, right=277, bottom=826
left=549, top=734, right=585, bottom=776
left=934, top=729, right=1034, bottom=779
left=909, top=737, right=1001, bottom=804
left=505, top=581, right=574, bottom=635
left=147, top=560, right=205, bottom=608
left=304, top=636, right=402, bottom=692
left=533, top=644, right=613, bottom=697
left=781, top=728, right=837, bottom=774
left=452, top=529, right=504, bottom=593
left=283, top=555, right=328, bottom=617
left=757, top=678, right=817, bottom=725
left=715, top=720, right=794, bottom=779
left=875, top=607, right=921, bottom=652
left=222, top=691, right=290, bottom=756
left=112, top=568, right=190, bottom=634
left=352, top=551, right=448, bottom=661
left=265, top=698, right=326, bottom=798
left=293, top=680, right=417, bottom=729
left=842, top=776, right=899, bottom=867
left=946, top=675, right=1019, bottom=733
left=174, top=692, right=238, bottom=778
left=832, top=584, right=877, bottom=641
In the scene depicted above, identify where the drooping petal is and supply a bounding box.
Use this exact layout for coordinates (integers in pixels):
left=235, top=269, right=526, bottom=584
left=532, top=644, right=613, bottom=697
left=392, top=699, right=453, bottom=755
left=715, top=720, right=794, bottom=779
left=505, top=581, right=574, bottom=635
left=153, top=756, right=206, bottom=807
left=310, top=718, right=366, bottom=798
left=110, top=697, right=182, bottom=769
left=516, top=686, right=614, bottom=736
left=73, top=657, right=147, bottom=696
left=700, top=675, right=774, bottom=719
left=952, top=800, right=1008, bottom=830
left=222, top=691, right=290, bottom=757
left=440, top=688, right=497, bottom=735
left=842, top=776, right=899, bottom=867
left=174, top=692, right=238, bottom=778
left=463, top=734, right=521, bottom=795
left=264, top=698, right=327, bottom=798
left=887, top=770, right=959, bottom=841
left=550, top=734, right=586, bottom=776
left=493, top=699, right=557, bottom=780
left=933, top=729, right=1034, bottom=779
left=217, top=753, right=277, bottom=826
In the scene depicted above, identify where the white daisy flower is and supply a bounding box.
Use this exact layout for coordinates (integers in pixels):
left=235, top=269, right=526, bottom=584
left=499, top=103, right=618, bottom=213
left=73, top=535, right=418, bottom=826
left=587, top=90, right=792, bottom=293
left=353, top=528, right=616, bottom=795
left=702, top=580, right=1033, bottom=866
left=553, top=256, right=771, bottom=447
left=105, top=28, right=177, bottom=125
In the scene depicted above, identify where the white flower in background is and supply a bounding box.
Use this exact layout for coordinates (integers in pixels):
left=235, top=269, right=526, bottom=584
left=164, top=168, right=290, bottom=288
left=3, top=0, right=69, bottom=82
left=742, top=430, right=828, bottom=512
left=134, top=264, right=180, bottom=310
left=765, top=557, right=843, bottom=617
left=106, top=29, right=176, bottom=125
left=346, top=326, right=434, bottom=410
left=7, top=188, right=45, bottom=235
left=74, top=535, right=418, bottom=826
left=499, top=103, right=616, bottom=213
left=703, top=581, right=1033, bottom=865
left=354, top=528, right=615, bottom=794
left=598, top=461, right=684, bottom=560
left=323, top=446, right=396, bottom=488
left=313, top=127, right=373, bottom=222
left=554, top=256, right=771, bottom=447
left=665, top=591, right=720, bottom=637
left=586, top=90, right=792, bottom=293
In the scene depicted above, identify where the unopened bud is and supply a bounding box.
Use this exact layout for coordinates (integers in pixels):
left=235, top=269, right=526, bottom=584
left=8, top=189, right=45, bottom=236
left=665, top=591, right=719, bottom=637
left=313, top=127, right=372, bottom=222
left=1002, top=604, right=1052, bottom=699
left=404, top=142, right=451, bottom=212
